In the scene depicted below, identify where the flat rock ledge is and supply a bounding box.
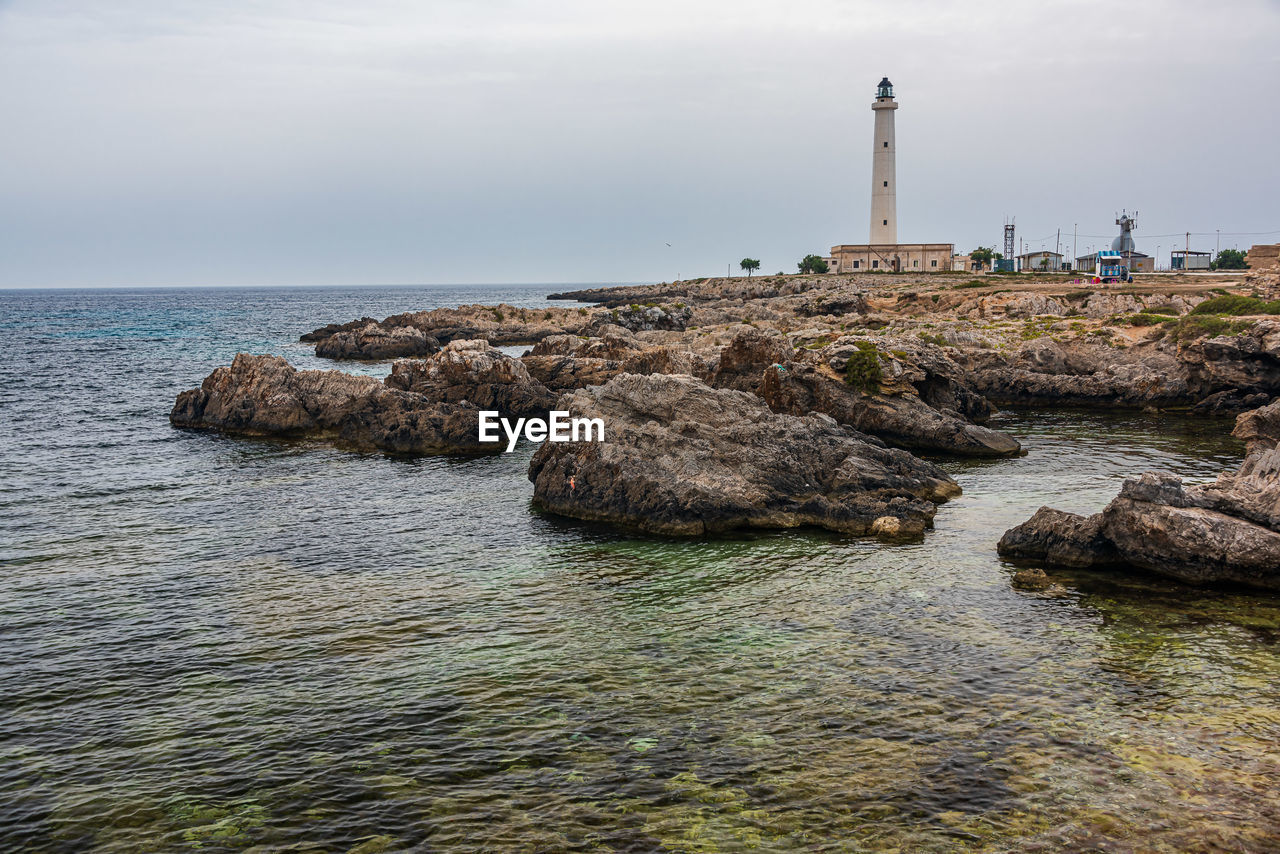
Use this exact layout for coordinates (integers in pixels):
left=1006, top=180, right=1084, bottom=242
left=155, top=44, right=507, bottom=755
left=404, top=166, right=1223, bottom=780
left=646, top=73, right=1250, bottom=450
left=171, top=341, right=554, bottom=454
left=316, top=323, right=441, bottom=360
left=527, top=372, right=961, bottom=537
left=304, top=304, right=597, bottom=360
left=998, top=400, right=1280, bottom=591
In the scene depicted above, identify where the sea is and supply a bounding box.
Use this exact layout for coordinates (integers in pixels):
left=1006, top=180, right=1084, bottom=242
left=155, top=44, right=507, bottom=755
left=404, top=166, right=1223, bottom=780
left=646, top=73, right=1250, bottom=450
left=2, top=284, right=1279, bottom=852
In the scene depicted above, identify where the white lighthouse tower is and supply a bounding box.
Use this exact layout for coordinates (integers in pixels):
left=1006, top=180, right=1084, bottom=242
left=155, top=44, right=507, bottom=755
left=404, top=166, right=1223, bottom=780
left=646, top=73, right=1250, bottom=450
left=869, top=76, right=898, bottom=244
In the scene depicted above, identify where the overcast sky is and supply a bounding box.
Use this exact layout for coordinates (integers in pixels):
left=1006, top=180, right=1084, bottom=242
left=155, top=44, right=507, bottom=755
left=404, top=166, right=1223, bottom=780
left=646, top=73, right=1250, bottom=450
left=2, top=0, right=1277, bottom=287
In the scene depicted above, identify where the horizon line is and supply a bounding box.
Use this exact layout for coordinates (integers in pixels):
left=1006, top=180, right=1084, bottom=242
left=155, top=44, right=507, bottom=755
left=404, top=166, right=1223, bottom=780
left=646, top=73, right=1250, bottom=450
left=0, top=280, right=656, bottom=292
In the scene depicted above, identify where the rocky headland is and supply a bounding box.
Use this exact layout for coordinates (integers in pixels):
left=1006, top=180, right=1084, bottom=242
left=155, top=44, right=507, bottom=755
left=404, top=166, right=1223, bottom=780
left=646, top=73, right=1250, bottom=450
left=177, top=267, right=1280, bottom=569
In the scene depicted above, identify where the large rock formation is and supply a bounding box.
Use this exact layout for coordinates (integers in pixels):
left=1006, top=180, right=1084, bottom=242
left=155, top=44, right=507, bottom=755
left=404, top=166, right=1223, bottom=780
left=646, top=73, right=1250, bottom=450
left=315, top=323, right=441, bottom=360
left=527, top=372, right=961, bottom=537
left=520, top=329, right=710, bottom=391
left=171, top=342, right=554, bottom=454
left=599, top=303, right=693, bottom=332
left=998, top=400, right=1280, bottom=591
left=996, top=508, right=1120, bottom=568
left=708, top=330, right=1021, bottom=458
left=386, top=339, right=557, bottom=414
left=960, top=324, right=1280, bottom=412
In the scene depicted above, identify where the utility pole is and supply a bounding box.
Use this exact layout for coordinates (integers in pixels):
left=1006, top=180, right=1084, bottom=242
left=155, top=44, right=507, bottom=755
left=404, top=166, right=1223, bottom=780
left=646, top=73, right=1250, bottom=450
left=1055, top=228, right=1061, bottom=269
left=1073, top=223, right=1077, bottom=267
left=1216, top=229, right=1221, bottom=256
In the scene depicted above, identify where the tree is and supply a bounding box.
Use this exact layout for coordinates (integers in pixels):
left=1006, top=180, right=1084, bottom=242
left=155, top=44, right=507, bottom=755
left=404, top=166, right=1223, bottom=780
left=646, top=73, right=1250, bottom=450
left=1212, top=249, right=1249, bottom=270
left=797, top=254, right=829, bottom=274
left=970, top=246, right=994, bottom=268
left=739, top=258, right=761, bottom=277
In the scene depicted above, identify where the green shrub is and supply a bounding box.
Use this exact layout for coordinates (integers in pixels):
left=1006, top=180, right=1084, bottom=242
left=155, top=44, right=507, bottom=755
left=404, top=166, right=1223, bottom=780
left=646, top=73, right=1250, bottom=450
left=1168, top=315, right=1255, bottom=342
left=918, top=332, right=947, bottom=347
left=953, top=280, right=987, bottom=289
left=1121, top=314, right=1163, bottom=326
left=844, top=342, right=882, bottom=394
left=1189, top=295, right=1280, bottom=316
left=1139, top=305, right=1179, bottom=316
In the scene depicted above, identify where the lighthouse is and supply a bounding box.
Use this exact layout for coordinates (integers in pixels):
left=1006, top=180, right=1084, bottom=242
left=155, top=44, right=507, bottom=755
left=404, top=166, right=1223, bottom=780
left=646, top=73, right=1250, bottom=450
left=826, top=76, right=952, bottom=275
left=869, top=76, right=898, bottom=244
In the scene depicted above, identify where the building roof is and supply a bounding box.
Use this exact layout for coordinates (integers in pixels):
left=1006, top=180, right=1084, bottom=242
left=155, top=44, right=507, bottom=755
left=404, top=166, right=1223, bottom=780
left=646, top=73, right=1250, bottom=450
left=1016, top=250, right=1063, bottom=259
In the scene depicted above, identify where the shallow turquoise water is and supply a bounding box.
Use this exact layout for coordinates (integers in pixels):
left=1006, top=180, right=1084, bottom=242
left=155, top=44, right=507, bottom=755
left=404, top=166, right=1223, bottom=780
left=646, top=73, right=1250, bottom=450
left=2, top=287, right=1279, bottom=852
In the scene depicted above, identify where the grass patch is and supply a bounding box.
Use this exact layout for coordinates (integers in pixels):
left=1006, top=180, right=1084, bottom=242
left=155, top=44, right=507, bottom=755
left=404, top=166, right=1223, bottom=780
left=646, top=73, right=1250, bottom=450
left=918, top=332, right=947, bottom=347
left=1189, top=295, right=1280, bottom=316
left=1020, top=318, right=1058, bottom=340
left=953, top=280, right=988, bottom=289
left=1116, top=314, right=1163, bottom=327
left=1166, top=315, right=1255, bottom=342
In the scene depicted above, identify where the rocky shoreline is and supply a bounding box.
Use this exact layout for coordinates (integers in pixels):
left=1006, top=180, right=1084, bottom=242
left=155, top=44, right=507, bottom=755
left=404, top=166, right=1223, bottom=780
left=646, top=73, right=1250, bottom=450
left=174, top=268, right=1280, bottom=580
left=999, top=400, right=1280, bottom=591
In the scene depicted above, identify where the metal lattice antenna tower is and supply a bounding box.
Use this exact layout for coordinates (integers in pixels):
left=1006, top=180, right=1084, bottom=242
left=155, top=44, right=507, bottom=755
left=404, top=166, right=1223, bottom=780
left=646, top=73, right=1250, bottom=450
left=1004, top=219, right=1016, bottom=261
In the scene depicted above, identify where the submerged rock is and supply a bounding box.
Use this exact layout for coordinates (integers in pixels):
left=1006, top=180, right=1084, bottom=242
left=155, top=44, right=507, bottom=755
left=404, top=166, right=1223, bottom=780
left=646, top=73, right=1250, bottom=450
left=1010, top=567, right=1053, bottom=591
left=527, top=372, right=960, bottom=536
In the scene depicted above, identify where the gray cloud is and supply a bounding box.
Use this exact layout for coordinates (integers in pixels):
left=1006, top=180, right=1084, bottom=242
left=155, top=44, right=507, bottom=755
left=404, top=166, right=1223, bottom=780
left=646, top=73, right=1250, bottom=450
left=1, top=0, right=1277, bottom=286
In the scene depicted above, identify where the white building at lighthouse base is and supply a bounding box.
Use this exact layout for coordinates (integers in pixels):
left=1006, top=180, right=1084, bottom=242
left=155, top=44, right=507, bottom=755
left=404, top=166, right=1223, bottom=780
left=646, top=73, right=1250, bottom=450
left=825, top=243, right=954, bottom=274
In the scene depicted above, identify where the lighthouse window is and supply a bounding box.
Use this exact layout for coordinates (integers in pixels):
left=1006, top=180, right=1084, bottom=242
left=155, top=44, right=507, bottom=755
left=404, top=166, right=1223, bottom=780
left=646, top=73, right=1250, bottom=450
left=883, top=181, right=888, bottom=187
left=883, top=141, right=888, bottom=148
left=883, top=220, right=888, bottom=226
